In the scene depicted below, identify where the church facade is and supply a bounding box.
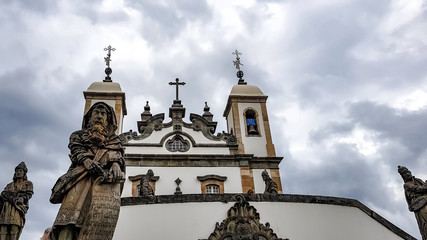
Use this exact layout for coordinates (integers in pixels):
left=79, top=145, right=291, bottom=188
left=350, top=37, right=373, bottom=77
left=80, top=55, right=414, bottom=240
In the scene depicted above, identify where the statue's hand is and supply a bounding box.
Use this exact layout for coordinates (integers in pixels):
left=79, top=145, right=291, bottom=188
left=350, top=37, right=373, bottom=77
left=110, top=162, right=124, bottom=183
left=83, top=159, right=103, bottom=176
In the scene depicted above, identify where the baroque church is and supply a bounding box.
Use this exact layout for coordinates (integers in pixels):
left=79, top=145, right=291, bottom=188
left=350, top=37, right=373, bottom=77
left=79, top=49, right=414, bottom=240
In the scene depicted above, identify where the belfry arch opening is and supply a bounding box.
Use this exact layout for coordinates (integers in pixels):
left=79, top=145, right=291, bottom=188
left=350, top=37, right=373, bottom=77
left=244, top=109, right=260, bottom=136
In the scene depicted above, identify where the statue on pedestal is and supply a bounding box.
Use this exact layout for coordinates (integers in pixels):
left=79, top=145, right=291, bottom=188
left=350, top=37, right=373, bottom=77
left=398, top=166, right=427, bottom=240
left=0, top=162, right=33, bottom=240
left=262, top=170, right=278, bottom=194
left=139, top=169, right=154, bottom=197
left=49, top=102, right=125, bottom=240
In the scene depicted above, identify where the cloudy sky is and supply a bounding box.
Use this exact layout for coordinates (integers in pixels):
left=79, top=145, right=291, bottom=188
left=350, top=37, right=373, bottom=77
left=1, top=0, right=426, bottom=239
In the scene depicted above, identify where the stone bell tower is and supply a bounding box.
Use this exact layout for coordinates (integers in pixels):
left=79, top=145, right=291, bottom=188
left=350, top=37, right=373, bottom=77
left=83, top=45, right=127, bottom=134
left=223, top=50, right=281, bottom=193
left=223, top=50, right=276, bottom=157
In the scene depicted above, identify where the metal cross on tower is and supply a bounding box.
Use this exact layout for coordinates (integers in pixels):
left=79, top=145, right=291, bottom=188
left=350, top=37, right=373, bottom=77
left=104, top=45, right=116, bottom=68
left=232, top=49, right=243, bottom=71
left=232, top=49, right=246, bottom=85
left=169, top=78, right=186, bottom=101
left=103, top=45, right=116, bottom=82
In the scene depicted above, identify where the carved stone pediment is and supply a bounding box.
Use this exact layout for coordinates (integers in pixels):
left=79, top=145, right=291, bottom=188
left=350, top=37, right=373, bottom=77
left=208, top=195, right=288, bottom=240
left=137, top=113, right=165, bottom=134
left=120, top=114, right=166, bottom=143
left=120, top=113, right=238, bottom=146
left=189, top=113, right=218, bottom=134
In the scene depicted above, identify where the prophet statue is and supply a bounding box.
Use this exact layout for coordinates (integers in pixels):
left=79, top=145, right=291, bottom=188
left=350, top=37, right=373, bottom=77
left=262, top=170, right=278, bottom=194
left=0, top=162, right=33, bottom=240
left=50, top=102, right=125, bottom=240
left=398, top=166, right=427, bottom=240
left=139, top=169, right=154, bottom=197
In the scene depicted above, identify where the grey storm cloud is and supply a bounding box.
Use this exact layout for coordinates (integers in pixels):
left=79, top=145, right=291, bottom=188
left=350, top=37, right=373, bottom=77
left=348, top=101, right=427, bottom=159
left=0, top=0, right=426, bottom=239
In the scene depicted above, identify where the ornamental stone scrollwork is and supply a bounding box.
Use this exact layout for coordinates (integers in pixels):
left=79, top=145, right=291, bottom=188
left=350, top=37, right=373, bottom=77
left=208, top=195, right=288, bottom=240
left=137, top=113, right=165, bottom=134
left=120, top=114, right=166, bottom=144
left=189, top=113, right=217, bottom=135
left=188, top=114, right=237, bottom=146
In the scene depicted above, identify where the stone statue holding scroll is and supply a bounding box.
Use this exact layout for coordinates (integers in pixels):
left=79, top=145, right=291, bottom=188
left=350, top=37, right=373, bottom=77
left=0, top=162, right=33, bottom=240
left=398, top=166, right=427, bottom=240
left=262, top=170, right=278, bottom=194
left=50, top=102, right=125, bottom=240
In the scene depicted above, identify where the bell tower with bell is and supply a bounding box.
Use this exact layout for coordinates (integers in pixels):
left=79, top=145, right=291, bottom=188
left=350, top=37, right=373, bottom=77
left=224, top=50, right=276, bottom=157
left=223, top=50, right=281, bottom=193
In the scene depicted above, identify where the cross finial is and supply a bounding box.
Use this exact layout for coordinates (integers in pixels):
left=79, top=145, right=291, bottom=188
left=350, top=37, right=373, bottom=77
left=169, top=78, right=186, bottom=101
left=232, top=49, right=246, bottom=85
left=104, top=45, right=116, bottom=68
left=103, top=45, right=116, bottom=82
left=232, top=49, right=243, bottom=71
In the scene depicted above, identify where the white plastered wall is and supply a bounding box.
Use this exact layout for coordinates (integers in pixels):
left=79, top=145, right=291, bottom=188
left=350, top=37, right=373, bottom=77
left=113, top=201, right=405, bottom=240
left=227, top=109, right=234, bottom=134
left=123, top=166, right=242, bottom=197
left=237, top=102, right=268, bottom=157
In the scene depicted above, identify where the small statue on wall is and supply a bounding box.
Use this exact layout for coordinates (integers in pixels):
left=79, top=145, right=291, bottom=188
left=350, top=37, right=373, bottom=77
left=140, top=169, right=155, bottom=197
left=398, top=166, right=427, bottom=240
left=0, top=162, right=33, bottom=240
left=262, top=170, right=278, bottom=194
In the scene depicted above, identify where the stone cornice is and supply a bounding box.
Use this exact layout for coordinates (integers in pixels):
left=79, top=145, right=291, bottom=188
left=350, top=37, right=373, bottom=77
left=124, top=154, right=283, bottom=168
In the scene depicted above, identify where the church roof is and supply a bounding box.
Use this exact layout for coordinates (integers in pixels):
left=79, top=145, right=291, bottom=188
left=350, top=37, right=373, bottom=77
left=229, top=84, right=265, bottom=97
left=86, top=81, right=123, bottom=93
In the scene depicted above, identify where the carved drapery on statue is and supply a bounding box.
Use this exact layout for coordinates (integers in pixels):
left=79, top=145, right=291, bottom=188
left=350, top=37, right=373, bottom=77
left=208, top=195, right=288, bottom=240
left=0, top=162, right=33, bottom=240
left=398, top=166, right=427, bottom=240
left=50, top=102, right=125, bottom=240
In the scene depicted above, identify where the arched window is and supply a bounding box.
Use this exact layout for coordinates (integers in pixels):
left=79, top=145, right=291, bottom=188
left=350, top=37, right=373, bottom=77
left=244, top=109, right=259, bottom=136
left=166, top=135, right=190, bottom=152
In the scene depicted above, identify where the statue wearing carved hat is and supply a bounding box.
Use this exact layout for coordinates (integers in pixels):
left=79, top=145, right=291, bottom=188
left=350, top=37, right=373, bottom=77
left=0, top=162, right=33, bottom=240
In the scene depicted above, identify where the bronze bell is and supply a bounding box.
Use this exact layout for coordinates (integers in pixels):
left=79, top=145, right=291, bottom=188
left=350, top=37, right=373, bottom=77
left=248, top=125, right=257, bottom=134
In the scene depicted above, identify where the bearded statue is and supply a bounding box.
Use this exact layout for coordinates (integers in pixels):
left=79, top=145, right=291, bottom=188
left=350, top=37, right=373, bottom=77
left=49, top=102, right=125, bottom=240
left=0, top=162, right=33, bottom=240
